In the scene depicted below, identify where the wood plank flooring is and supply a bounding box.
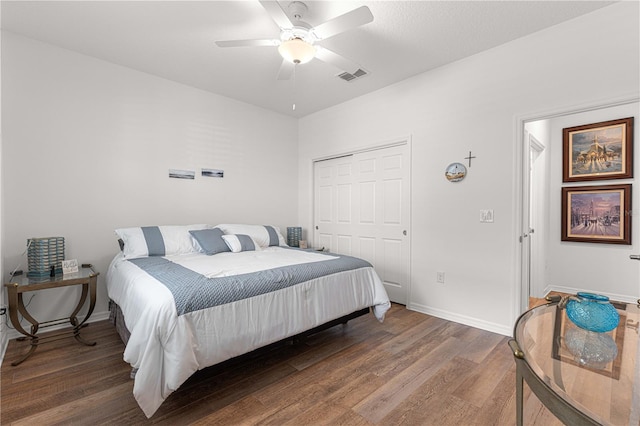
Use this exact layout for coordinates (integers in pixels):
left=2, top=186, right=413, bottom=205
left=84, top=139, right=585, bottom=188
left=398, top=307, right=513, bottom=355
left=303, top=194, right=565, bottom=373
left=1, top=304, right=561, bottom=425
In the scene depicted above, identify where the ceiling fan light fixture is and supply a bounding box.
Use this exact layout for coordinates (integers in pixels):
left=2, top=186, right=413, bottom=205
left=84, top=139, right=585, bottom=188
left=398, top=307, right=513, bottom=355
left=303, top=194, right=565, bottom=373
left=278, top=38, right=316, bottom=64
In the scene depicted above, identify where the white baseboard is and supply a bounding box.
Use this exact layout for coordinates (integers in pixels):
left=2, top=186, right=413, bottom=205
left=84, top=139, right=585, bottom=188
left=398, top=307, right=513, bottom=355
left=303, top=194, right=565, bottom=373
left=0, top=310, right=110, bottom=367
left=407, top=302, right=512, bottom=337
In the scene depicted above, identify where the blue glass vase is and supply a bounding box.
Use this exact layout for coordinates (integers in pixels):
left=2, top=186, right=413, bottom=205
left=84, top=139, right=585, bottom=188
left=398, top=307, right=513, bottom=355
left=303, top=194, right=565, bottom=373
left=564, top=327, right=618, bottom=368
left=565, top=292, right=619, bottom=333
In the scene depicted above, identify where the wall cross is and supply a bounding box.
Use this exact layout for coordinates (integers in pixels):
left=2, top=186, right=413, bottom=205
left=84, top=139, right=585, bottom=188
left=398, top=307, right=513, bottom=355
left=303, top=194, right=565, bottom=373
left=464, top=151, right=476, bottom=167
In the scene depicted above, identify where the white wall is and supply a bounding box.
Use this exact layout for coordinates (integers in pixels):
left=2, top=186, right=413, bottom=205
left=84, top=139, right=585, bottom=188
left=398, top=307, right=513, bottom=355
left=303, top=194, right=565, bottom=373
left=1, top=32, right=298, bottom=337
left=546, top=102, right=640, bottom=301
left=298, top=2, right=640, bottom=335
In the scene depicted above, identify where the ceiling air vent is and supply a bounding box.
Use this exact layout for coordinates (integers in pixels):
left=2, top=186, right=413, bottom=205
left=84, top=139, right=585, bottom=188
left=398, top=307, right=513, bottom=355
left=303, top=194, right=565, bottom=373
left=337, top=68, right=369, bottom=82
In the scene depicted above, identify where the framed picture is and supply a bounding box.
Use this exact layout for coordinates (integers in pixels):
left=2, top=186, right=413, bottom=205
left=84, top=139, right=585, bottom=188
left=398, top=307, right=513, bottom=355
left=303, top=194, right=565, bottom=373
left=561, top=184, right=631, bottom=245
left=201, top=168, right=224, bottom=178
left=62, top=259, right=79, bottom=275
left=169, top=169, right=195, bottom=180
left=563, top=117, right=633, bottom=182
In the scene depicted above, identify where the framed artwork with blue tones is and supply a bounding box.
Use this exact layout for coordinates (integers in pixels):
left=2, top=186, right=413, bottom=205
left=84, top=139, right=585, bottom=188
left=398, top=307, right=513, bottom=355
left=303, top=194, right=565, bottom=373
left=561, top=184, right=631, bottom=245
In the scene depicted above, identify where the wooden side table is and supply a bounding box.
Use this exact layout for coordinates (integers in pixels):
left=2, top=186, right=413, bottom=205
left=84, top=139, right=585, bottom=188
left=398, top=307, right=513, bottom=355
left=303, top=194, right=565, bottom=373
left=4, top=266, right=99, bottom=366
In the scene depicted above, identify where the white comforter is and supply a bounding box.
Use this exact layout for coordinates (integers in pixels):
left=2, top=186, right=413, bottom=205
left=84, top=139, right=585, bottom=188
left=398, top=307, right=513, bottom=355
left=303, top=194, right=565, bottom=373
left=106, top=247, right=391, bottom=417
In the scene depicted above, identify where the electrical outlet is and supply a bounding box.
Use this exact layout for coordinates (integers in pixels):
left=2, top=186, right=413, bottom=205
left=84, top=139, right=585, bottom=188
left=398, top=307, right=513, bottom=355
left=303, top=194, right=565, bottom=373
left=436, top=272, right=445, bottom=284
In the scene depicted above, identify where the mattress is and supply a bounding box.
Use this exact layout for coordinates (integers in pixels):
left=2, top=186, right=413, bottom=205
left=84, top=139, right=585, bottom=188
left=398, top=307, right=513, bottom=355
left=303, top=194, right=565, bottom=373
left=106, top=246, right=390, bottom=417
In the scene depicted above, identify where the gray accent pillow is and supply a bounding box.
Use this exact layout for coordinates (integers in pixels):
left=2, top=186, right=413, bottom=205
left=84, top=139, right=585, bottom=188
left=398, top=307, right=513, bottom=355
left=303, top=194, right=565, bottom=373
left=264, top=225, right=280, bottom=246
left=221, top=234, right=260, bottom=252
left=189, top=228, right=230, bottom=255
left=142, top=226, right=166, bottom=256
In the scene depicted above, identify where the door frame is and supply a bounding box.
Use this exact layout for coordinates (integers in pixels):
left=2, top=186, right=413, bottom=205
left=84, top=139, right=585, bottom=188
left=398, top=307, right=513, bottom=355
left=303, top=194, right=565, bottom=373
left=528, top=134, right=546, bottom=300
left=513, top=95, right=639, bottom=323
left=312, top=136, right=412, bottom=304
left=312, top=138, right=410, bottom=162
left=520, top=130, right=546, bottom=313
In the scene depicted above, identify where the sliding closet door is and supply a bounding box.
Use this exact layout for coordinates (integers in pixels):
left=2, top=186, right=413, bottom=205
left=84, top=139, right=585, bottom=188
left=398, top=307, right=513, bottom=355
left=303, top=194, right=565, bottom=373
left=313, top=143, right=410, bottom=304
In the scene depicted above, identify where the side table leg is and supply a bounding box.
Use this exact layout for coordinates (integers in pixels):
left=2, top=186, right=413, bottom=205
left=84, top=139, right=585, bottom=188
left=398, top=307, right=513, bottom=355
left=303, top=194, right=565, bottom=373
left=508, top=339, right=525, bottom=426
left=17, top=293, right=40, bottom=335
left=72, top=280, right=97, bottom=346
left=8, top=292, right=41, bottom=366
left=69, top=283, right=89, bottom=327
left=11, top=344, right=39, bottom=366
left=516, top=363, right=524, bottom=426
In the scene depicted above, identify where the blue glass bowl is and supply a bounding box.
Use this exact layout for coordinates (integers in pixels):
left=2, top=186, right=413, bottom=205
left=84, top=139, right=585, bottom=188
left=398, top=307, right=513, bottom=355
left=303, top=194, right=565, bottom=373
left=565, top=292, right=619, bottom=333
left=564, top=327, right=618, bottom=368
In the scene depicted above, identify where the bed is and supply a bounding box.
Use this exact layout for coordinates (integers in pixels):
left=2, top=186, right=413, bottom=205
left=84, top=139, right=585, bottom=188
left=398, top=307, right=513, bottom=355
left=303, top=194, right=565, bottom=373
left=105, top=224, right=391, bottom=418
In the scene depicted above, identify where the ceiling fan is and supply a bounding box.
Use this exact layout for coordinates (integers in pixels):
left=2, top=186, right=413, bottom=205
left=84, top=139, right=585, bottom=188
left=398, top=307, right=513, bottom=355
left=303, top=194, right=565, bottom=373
left=215, top=1, right=374, bottom=80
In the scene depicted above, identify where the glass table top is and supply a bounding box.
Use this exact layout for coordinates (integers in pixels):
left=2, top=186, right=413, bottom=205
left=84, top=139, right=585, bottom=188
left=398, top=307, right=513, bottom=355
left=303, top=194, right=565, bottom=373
left=5, top=267, right=98, bottom=287
left=515, top=300, right=639, bottom=425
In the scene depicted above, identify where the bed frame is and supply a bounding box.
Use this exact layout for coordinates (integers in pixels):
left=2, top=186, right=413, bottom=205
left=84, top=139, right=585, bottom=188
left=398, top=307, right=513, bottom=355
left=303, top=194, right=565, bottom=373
left=108, top=299, right=370, bottom=365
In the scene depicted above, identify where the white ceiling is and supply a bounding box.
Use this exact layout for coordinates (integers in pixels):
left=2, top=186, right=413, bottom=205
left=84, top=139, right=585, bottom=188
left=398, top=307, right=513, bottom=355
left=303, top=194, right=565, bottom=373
left=1, top=1, right=614, bottom=117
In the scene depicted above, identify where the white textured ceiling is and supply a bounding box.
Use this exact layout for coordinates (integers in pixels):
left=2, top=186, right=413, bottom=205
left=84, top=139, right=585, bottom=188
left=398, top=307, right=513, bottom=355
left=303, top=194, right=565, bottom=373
left=1, top=1, right=614, bottom=117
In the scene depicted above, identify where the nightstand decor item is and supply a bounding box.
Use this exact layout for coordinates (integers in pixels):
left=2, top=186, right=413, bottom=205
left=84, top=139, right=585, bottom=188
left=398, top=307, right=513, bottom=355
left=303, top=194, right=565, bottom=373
left=563, top=327, right=618, bottom=368
left=563, top=292, right=620, bottom=333
left=287, top=227, right=302, bottom=247
left=27, top=237, right=65, bottom=278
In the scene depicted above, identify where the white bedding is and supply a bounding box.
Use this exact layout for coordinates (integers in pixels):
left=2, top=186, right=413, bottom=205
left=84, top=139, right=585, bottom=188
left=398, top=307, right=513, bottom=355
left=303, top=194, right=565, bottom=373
left=106, top=247, right=391, bottom=417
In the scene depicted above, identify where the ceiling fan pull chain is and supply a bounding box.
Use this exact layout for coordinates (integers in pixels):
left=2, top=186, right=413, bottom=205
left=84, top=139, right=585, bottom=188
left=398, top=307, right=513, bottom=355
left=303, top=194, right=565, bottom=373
left=292, top=64, right=297, bottom=111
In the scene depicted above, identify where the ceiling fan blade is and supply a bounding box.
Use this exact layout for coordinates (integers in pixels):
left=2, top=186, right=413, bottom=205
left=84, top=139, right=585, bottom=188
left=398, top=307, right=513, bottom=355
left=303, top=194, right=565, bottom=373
left=312, top=6, right=373, bottom=40
left=315, top=47, right=360, bottom=74
left=259, top=0, right=293, bottom=29
left=277, top=60, right=295, bottom=80
left=215, top=39, right=279, bottom=48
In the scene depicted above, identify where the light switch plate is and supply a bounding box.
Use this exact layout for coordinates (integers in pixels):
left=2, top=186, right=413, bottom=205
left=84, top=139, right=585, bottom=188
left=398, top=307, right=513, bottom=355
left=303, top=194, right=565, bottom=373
left=480, top=209, right=494, bottom=223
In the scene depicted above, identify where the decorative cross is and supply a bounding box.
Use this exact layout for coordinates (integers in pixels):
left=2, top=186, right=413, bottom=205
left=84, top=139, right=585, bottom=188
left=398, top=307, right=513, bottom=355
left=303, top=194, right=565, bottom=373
left=464, top=151, right=476, bottom=167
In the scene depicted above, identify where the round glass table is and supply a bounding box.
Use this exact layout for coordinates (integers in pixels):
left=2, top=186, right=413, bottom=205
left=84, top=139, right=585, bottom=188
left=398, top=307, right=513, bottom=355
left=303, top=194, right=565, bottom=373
left=509, top=297, right=639, bottom=425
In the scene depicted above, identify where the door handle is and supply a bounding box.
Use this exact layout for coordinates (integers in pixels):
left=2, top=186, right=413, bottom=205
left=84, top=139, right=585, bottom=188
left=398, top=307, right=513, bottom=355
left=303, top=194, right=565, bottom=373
left=630, top=254, right=640, bottom=260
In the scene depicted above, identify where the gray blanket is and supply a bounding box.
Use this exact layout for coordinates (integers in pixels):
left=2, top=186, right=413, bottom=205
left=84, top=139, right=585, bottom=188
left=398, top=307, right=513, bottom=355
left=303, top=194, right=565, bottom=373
left=129, top=251, right=372, bottom=315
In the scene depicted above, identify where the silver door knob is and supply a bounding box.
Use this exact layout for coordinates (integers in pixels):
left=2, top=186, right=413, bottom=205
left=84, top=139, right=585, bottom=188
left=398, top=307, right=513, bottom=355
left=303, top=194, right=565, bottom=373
left=630, top=254, right=640, bottom=260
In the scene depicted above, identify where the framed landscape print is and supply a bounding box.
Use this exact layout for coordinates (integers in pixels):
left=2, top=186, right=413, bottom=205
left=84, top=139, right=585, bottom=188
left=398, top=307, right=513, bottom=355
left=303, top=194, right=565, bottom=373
left=563, top=117, right=633, bottom=182
left=561, top=184, right=631, bottom=245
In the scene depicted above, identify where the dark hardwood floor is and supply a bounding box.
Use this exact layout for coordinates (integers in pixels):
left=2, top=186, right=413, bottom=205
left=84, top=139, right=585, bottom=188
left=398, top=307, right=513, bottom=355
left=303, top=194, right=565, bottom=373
left=1, top=304, right=560, bottom=425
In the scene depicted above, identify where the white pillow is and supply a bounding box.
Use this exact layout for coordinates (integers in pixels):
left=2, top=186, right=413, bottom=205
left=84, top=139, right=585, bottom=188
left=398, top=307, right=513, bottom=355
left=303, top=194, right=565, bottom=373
left=115, top=224, right=209, bottom=259
left=221, top=234, right=262, bottom=253
left=216, top=224, right=287, bottom=248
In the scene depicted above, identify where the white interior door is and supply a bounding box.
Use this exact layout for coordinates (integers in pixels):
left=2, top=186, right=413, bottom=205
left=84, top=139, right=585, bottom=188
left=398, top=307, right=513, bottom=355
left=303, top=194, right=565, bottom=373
left=529, top=135, right=546, bottom=299
left=313, top=143, right=411, bottom=304
left=521, top=130, right=547, bottom=310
